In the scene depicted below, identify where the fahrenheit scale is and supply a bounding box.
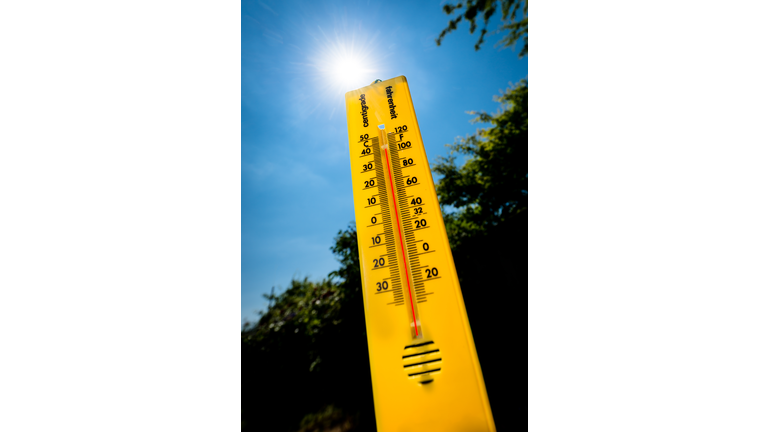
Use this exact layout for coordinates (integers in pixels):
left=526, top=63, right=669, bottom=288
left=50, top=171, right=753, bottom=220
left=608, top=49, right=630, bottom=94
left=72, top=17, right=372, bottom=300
left=344, top=76, right=495, bottom=431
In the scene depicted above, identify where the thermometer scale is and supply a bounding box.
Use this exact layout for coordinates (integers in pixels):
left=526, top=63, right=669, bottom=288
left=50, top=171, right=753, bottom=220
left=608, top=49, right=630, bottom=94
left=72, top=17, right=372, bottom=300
left=344, top=76, right=495, bottom=432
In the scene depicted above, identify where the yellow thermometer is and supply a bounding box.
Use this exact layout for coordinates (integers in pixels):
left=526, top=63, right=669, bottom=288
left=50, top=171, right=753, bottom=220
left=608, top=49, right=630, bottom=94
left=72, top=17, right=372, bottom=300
left=344, top=76, right=495, bottom=432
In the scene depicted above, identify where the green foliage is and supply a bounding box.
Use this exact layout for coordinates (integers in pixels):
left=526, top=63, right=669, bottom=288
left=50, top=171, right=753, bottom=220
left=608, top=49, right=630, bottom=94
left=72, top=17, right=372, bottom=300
left=241, top=277, right=344, bottom=372
left=436, top=0, right=528, bottom=56
left=431, top=80, right=527, bottom=432
left=432, top=80, right=527, bottom=281
left=297, top=405, right=357, bottom=432
left=328, top=222, right=361, bottom=295
left=241, top=224, right=374, bottom=432
left=433, top=79, right=528, bottom=250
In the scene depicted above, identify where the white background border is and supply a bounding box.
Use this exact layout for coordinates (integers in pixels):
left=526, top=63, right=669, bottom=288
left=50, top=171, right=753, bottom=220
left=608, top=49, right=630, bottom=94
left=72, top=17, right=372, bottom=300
left=530, top=1, right=768, bottom=430
left=0, top=1, right=240, bottom=430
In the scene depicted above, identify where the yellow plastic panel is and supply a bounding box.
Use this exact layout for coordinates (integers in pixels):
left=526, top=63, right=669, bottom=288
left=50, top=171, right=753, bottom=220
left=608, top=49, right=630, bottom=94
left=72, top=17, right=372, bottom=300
left=344, top=76, right=495, bottom=432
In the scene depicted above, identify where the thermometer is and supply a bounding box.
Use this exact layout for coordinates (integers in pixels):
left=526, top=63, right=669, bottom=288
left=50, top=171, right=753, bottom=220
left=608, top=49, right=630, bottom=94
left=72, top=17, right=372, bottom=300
left=344, top=76, right=495, bottom=432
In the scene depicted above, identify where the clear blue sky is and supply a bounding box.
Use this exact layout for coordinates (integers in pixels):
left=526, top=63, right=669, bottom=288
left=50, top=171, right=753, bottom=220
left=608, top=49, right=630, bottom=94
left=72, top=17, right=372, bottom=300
left=242, top=0, right=528, bottom=324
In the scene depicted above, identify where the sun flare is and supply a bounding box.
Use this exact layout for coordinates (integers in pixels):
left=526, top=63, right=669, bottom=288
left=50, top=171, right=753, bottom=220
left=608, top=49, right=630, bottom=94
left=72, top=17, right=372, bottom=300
left=312, top=34, right=384, bottom=95
left=302, top=27, right=389, bottom=119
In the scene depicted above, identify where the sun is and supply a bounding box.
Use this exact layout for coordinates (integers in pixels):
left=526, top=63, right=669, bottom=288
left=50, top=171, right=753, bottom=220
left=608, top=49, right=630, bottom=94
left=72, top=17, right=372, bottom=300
left=330, top=55, right=367, bottom=88
left=300, top=27, right=390, bottom=118
left=311, top=33, right=385, bottom=95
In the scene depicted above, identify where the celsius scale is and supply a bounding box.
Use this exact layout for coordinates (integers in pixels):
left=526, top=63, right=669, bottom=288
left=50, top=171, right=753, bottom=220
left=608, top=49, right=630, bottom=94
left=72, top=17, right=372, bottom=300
left=344, top=76, right=495, bottom=432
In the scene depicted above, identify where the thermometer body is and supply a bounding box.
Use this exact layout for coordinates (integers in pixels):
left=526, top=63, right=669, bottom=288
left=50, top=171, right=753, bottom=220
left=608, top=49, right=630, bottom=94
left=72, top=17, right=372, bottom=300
left=344, top=76, right=495, bottom=432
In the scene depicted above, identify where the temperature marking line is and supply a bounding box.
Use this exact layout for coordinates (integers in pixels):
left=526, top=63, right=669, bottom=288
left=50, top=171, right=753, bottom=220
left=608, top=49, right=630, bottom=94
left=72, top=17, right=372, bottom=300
left=384, top=147, right=419, bottom=337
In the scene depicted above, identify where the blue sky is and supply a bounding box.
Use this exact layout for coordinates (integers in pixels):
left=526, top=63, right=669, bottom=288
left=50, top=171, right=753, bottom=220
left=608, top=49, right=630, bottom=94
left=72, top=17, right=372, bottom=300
left=242, top=0, right=528, bottom=324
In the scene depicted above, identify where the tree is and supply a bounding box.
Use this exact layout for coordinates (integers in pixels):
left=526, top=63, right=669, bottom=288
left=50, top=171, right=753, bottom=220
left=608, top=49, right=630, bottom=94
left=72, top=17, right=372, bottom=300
left=241, top=224, right=375, bottom=432
left=436, top=0, right=528, bottom=57
left=431, top=79, right=527, bottom=431
left=433, top=79, right=528, bottom=247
